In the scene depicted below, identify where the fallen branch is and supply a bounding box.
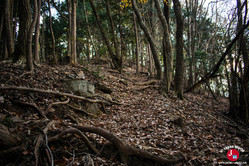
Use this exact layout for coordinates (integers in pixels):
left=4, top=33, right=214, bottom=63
left=0, top=86, right=110, bottom=105
left=71, top=125, right=183, bottom=165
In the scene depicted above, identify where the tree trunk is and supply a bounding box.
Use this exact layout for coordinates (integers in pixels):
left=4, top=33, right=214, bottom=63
left=131, top=0, right=162, bottom=79
left=237, top=0, right=248, bottom=122
left=71, top=0, right=78, bottom=65
left=154, top=0, right=173, bottom=93
left=26, top=0, right=38, bottom=73
left=83, top=0, right=97, bottom=59
left=106, top=0, right=120, bottom=60
left=133, top=11, right=140, bottom=75
left=48, top=0, right=57, bottom=64
left=41, top=7, right=46, bottom=63
left=89, top=0, right=121, bottom=71
left=34, top=0, right=42, bottom=64
left=12, top=0, right=31, bottom=63
left=0, top=10, right=3, bottom=44
left=67, top=0, right=72, bottom=62
left=4, top=0, right=15, bottom=58
left=173, top=0, right=184, bottom=99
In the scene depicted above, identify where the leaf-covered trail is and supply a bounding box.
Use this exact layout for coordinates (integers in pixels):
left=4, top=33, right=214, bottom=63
left=82, top=64, right=249, bottom=164
left=0, top=62, right=248, bottom=165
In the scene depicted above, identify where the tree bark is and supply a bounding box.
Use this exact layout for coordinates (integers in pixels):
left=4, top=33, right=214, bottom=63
left=154, top=0, right=173, bottom=92
left=131, top=0, right=162, bottom=79
left=89, top=0, right=122, bottom=71
left=12, top=0, right=31, bottom=62
left=67, top=0, right=72, bottom=62
left=26, top=0, right=38, bottom=73
left=34, top=0, right=42, bottom=64
left=71, top=0, right=78, bottom=65
left=4, top=0, right=15, bottom=58
left=173, top=0, right=184, bottom=99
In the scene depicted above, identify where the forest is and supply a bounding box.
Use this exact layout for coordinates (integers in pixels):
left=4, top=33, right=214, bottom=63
left=0, top=0, right=249, bottom=165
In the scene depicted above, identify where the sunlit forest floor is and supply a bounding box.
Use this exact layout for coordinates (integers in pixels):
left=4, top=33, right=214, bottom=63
left=0, top=61, right=248, bottom=165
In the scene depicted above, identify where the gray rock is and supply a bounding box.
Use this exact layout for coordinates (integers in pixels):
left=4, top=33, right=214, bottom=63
left=64, top=80, right=95, bottom=96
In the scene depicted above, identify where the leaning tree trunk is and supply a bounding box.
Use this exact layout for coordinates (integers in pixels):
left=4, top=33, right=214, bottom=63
left=89, top=0, right=122, bottom=71
left=173, top=0, right=184, bottom=99
left=131, top=0, right=162, bottom=79
left=154, top=0, right=173, bottom=92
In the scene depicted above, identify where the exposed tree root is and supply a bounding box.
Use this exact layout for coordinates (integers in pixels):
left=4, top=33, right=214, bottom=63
left=48, top=127, right=99, bottom=154
left=0, top=86, right=112, bottom=105
left=0, top=145, right=25, bottom=156
left=34, top=120, right=57, bottom=166
left=134, top=80, right=159, bottom=86
left=13, top=100, right=47, bottom=119
left=133, top=85, right=160, bottom=91
left=71, top=125, right=184, bottom=165
left=45, top=98, right=70, bottom=115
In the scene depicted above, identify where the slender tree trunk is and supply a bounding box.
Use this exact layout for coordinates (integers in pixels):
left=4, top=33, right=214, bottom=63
left=71, top=0, right=78, bottom=65
left=41, top=9, right=46, bottom=62
left=67, top=0, right=72, bottom=62
left=154, top=0, right=173, bottom=93
left=0, top=11, right=3, bottom=44
left=131, top=0, right=162, bottom=79
left=173, top=0, right=184, bottom=99
left=26, top=0, right=38, bottom=73
left=106, top=0, right=120, bottom=59
left=140, top=42, right=144, bottom=72
left=4, top=0, right=15, bottom=58
left=133, top=11, right=140, bottom=75
left=34, top=0, right=42, bottom=64
left=83, top=0, right=97, bottom=59
left=89, top=0, right=121, bottom=71
left=48, top=0, right=57, bottom=64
